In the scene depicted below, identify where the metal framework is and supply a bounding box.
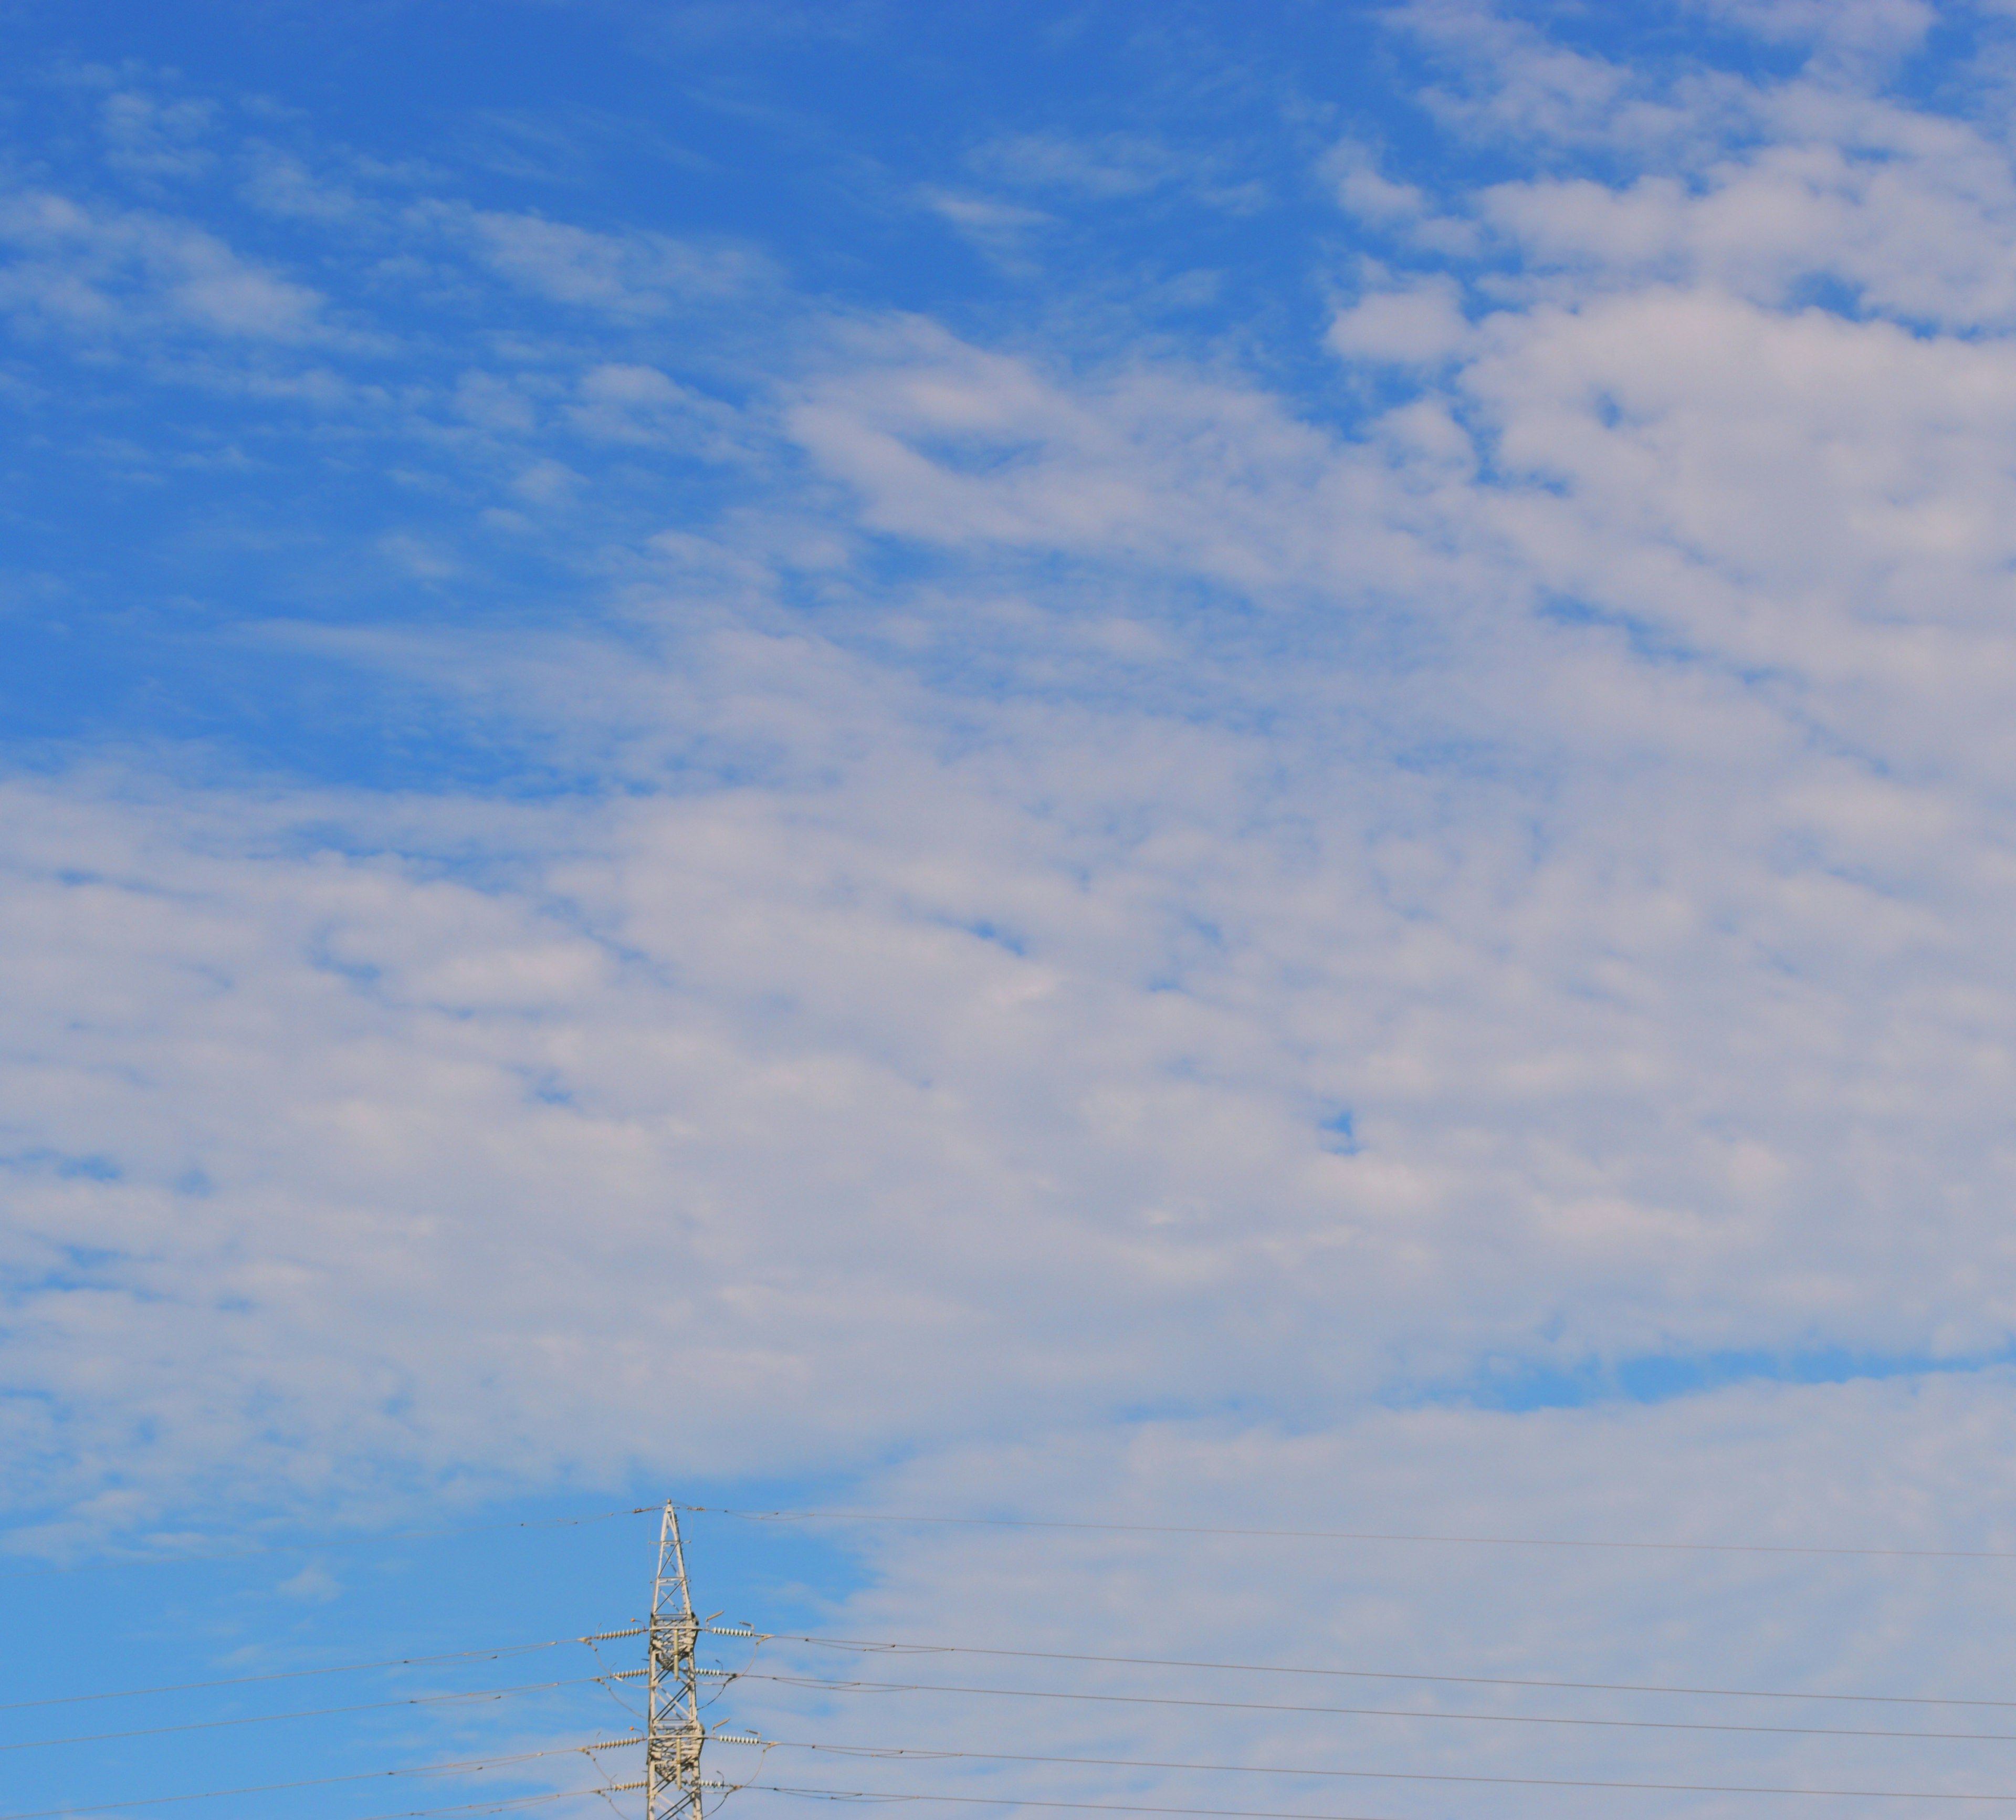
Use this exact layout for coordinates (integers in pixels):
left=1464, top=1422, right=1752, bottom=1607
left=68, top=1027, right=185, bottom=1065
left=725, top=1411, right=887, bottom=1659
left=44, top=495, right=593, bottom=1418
left=646, top=1504, right=706, bottom=1820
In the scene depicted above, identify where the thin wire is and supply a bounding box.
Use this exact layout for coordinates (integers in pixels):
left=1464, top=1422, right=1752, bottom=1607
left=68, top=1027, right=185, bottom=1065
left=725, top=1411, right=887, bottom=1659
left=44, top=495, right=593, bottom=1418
left=17, top=1491, right=2014, bottom=1581
left=720, top=1732, right=2016, bottom=1802
left=720, top=1627, right=2016, bottom=1711
left=0, top=1737, right=644, bottom=1820
left=743, top=1780, right=1402, bottom=1820
left=726, top=1666, right=2016, bottom=1743
left=0, top=1626, right=644, bottom=1713
left=0, top=1508, right=646, bottom=1579
left=586, top=1632, right=652, bottom=1724
left=2, top=1669, right=642, bottom=1753
left=682, top=1502, right=2016, bottom=1562
left=274, top=1790, right=616, bottom=1820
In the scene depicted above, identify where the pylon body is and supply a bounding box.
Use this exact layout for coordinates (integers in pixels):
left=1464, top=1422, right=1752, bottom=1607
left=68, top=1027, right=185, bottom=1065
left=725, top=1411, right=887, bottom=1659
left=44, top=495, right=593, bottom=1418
left=646, top=1504, right=705, bottom=1820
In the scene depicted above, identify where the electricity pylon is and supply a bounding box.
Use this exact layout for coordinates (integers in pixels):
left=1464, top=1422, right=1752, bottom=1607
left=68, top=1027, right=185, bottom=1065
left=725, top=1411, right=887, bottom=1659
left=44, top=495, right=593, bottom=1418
left=646, top=1503, right=706, bottom=1820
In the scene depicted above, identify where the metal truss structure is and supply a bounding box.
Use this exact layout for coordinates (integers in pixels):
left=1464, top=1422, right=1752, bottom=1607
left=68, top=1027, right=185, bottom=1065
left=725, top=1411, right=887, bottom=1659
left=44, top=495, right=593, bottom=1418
left=645, top=1503, right=707, bottom=1820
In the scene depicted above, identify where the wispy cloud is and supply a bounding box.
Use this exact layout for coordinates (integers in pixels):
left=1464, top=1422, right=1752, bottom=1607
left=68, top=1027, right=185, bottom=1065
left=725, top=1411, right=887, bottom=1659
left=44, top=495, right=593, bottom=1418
left=99, top=89, right=218, bottom=179
left=8, top=16, right=2016, bottom=1725
left=457, top=207, right=769, bottom=313
left=0, top=191, right=328, bottom=339
left=970, top=130, right=1184, bottom=198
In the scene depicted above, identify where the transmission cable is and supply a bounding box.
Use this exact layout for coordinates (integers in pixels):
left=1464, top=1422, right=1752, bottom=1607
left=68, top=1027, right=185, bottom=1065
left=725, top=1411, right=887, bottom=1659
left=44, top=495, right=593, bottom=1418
left=678, top=1502, right=2016, bottom=1562
left=0, top=1508, right=640, bottom=1579
left=0, top=1625, right=643, bottom=1713
left=19, top=1494, right=2016, bottom=1578
left=713, top=1626, right=2016, bottom=1711
left=722, top=1665, right=2016, bottom=1743
left=740, top=1780, right=1398, bottom=1820
left=0, top=1734, right=643, bottom=1820
left=0, top=1668, right=653, bottom=1753
left=207, top=1790, right=616, bottom=1820
left=718, top=1731, right=2016, bottom=1802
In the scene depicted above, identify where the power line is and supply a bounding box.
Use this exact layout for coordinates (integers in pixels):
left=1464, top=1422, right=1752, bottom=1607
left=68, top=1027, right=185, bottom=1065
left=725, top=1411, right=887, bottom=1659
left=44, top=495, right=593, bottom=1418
left=0, top=1735, right=645, bottom=1820
left=2, top=1669, right=653, bottom=1754
left=726, top=1666, right=2016, bottom=1743
left=25, top=1650, right=2013, bottom=1764
left=719, top=1731, right=2016, bottom=1802
left=736, top=1779, right=1395, bottom=1820
left=224, top=1790, right=621, bottom=1820
left=0, top=1509, right=644, bottom=1580
left=22, top=1612, right=2013, bottom=1733
left=337, top=1797, right=580, bottom=1820
left=681, top=1502, right=2016, bottom=1562
left=0, top=1626, right=644, bottom=1713
left=17, top=1493, right=2016, bottom=1582
left=35, top=1505, right=2015, bottom=1820
left=724, top=1626, right=2016, bottom=1711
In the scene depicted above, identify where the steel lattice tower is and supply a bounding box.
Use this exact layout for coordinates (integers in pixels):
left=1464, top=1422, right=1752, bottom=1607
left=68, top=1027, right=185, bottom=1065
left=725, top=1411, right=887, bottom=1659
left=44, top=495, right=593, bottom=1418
left=646, top=1504, right=706, bottom=1820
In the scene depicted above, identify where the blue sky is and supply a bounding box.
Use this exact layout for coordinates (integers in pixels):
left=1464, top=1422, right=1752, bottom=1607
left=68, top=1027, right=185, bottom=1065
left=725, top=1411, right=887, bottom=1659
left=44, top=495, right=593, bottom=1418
left=14, top=2, right=2016, bottom=1817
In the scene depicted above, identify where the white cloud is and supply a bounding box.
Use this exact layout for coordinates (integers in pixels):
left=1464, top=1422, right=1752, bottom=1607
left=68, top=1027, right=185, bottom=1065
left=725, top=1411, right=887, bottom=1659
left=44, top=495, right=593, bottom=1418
left=12, top=451, right=2016, bottom=1523
left=0, top=190, right=327, bottom=340
left=966, top=129, right=1266, bottom=218
left=785, top=319, right=1353, bottom=585
left=567, top=362, right=748, bottom=457
left=1328, top=140, right=1479, bottom=254
left=238, top=145, right=364, bottom=222
left=99, top=89, right=217, bottom=179
left=721, top=1379, right=2016, bottom=1816
left=375, top=530, right=460, bottom=578
left=1404, top=0, right=1707, bottom=153
left=11, top=14, right=2016, bottom=1709
left=1480, top=101, right=2016, bottom=329
left=921, top=189, right=1056, bottom=268
left=1688, top=0, right=1938, bottom=61
left=1332, top=144, right=1430, bottom=227
left=460, top=207, right=766, bottom=313
left=510, top=456, right=583, bottom=504
left=453, top=367, right=539, bottom=434
left=1329, top=273, right=1474, bottom=364
left=970, top=131, right=1182, bottom=199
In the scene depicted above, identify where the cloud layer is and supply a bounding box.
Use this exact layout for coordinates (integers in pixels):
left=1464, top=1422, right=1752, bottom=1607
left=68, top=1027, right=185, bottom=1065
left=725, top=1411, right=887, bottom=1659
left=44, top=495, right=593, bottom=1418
left=8, top=28, right=2016, bottom=1807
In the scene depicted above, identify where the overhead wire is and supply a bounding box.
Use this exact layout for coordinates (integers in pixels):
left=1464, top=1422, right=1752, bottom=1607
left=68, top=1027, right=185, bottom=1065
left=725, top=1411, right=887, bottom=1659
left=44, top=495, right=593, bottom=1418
left=717, top=1731, right=2016, bottom=1803
left=677, top=1502, right=2016, bottom=1562
left=0, top=1734, right=644, bottom=1820
left=17, top=1614, right=2016, bottom=1730
left=715, top=1626, right=2016, bottom=1711
left=738, top=1780, right=1411, bottom=1820
left=2, top=1668, right=648, bottom=1754
left=0, top=1626, right=643, bottom=1712
left=338, top=1795, right=587, bottom=1820
left=200, top=1790, right=618, bottom=1820
left=18, top=1614, right=2016, bottom=1730
left=15, top=1492, right=2016, bottom=1578
left=720, top=1665, right=2016, bottom=1744
left=46, top=1718, right=2016, bottom=1820
left=0, top=1509, right=643, bottom=1579
left=23, top=1501, right=2016, bottom=1818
